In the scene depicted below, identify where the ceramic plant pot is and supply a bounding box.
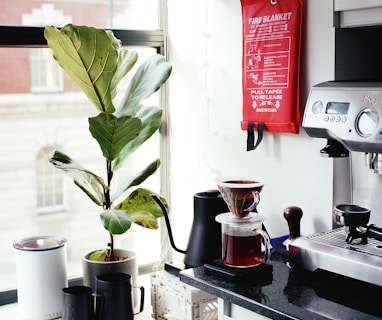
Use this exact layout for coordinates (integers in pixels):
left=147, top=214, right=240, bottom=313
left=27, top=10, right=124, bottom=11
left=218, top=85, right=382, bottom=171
left=82, top=249, right=139, bottom=307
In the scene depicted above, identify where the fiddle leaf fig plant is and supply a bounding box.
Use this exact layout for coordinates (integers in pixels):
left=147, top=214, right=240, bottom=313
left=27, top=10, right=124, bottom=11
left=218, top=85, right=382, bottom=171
left=44, top=24, right=171, bottom=261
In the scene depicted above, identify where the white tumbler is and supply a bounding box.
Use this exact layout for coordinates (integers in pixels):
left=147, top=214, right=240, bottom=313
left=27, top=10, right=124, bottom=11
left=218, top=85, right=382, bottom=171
left=13, top=236, right=68, bottom=320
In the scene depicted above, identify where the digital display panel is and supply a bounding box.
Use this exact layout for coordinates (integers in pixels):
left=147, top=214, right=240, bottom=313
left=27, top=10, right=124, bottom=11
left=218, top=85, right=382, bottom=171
left=325, top=102, right=350, bottom=115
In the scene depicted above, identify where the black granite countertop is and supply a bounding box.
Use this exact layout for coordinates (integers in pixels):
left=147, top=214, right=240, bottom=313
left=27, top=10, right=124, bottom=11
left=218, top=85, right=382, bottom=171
left=179, top=252, right=382, bottom=320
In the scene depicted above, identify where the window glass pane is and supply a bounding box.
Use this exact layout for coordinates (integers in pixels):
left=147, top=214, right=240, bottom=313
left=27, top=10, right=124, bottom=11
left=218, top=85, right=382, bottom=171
left=36, top=146, right=65, bottom=213
left=0, top=46, right=162, bottom=291
left=0, top=0, right=159, bottom=29
left=30, top=48, right=63, bottom=93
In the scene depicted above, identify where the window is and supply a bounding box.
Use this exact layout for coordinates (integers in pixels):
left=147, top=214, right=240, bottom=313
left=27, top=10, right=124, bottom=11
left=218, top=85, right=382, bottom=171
left=36, top=146, right=65, bottom=214
left=23, top=4, right=70, bottom=93
left=0, top=0, right=167, bottom=302
left=30, top=49, right=64, bottom=93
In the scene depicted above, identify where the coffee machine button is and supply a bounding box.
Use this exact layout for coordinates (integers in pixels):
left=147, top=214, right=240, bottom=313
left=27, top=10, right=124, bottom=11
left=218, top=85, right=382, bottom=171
left=312, top=100, right=323, bottom=114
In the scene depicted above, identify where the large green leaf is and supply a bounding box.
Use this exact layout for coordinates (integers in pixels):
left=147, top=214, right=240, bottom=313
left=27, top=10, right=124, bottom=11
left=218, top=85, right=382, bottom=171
left=111, top=159, right=161, bottom=202
left=102, top=187, right=168, bottom=234
left=88, top=112, right=142, bottom=161
left=110, top=49, right=138, bottom=99
left=100, top=209, right=132, bottom=235
left=114, top=188, right=168, bottom=222
left=49, top=150, right=107, bottom=206
left=129, top=211, right=159, bottom=229
left=117, top=54, right=172, bottom=116
left=44, top=24, right=119, bottom=113
left=113, top=105, right=162, bottom=170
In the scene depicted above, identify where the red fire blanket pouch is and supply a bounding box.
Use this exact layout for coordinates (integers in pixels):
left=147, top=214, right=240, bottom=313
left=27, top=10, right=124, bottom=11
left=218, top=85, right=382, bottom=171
left=240, top=0, right=303, bottom=151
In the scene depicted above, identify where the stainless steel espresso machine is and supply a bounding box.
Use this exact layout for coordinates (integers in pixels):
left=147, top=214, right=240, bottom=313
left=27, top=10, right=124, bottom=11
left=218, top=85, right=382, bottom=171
left=289, top=81, right=382, bottom=286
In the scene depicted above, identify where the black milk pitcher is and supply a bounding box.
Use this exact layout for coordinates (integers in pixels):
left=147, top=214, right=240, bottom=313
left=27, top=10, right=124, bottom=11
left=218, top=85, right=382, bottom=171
left=95, top=272, right=144, bottom=320
left=62, top=286, right=101, bottom=320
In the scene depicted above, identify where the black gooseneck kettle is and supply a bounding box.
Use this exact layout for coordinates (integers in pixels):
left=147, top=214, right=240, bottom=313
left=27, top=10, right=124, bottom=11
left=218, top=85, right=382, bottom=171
left=153, top=190, right=228, bottom=268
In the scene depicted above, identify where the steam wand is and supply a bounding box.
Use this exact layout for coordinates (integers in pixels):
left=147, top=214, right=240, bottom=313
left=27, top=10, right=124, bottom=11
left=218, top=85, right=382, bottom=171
left=151, top=194, right=187, bottom=254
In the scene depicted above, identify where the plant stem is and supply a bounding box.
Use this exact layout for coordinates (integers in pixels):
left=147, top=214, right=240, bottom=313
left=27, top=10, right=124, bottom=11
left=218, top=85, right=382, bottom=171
left=108, top=232, right=114, bottom=261
left=104, top=160, right=113, bottom=209
left=105, top=159, right=114, bottom=260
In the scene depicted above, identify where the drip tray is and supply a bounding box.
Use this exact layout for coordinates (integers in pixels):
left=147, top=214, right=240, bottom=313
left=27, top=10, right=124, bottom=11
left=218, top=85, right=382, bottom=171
left=289, top=227, right=382, bottom=286
left=204, top=259, right=273, bottom=283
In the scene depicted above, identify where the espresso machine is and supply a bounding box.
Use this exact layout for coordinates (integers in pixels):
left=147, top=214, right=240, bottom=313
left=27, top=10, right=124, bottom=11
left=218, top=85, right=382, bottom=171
left=289, top=81, right=382, bottom=286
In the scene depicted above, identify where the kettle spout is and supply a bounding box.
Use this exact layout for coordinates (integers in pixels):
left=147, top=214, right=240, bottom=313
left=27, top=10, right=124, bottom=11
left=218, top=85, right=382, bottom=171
left=151, top=194, right=186, bottom=254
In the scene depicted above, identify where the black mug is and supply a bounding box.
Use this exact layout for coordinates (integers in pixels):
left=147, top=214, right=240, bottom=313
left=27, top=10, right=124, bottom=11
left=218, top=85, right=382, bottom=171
left=62, top=286, right=102, bottom=320
left=95, top=272, right=144, bottom=320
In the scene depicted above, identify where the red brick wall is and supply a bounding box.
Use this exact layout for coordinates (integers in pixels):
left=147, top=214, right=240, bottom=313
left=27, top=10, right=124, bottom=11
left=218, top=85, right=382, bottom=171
left=0, top=0, right=124, bottom=93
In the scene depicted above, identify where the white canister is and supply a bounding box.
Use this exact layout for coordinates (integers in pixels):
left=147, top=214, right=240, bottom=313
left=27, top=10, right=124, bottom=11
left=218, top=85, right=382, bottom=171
left=13, top=236, right=68, bottom=320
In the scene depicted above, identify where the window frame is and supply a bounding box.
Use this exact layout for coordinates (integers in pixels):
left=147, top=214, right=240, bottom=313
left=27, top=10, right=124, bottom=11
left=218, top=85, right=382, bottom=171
left=0, top=24, right=167, bottom=306
left=0, top=26, right=165, bottom=52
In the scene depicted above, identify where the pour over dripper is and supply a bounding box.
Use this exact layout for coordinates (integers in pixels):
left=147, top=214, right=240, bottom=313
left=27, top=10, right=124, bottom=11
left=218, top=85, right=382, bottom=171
left=217, top=178, right=264, bottom=218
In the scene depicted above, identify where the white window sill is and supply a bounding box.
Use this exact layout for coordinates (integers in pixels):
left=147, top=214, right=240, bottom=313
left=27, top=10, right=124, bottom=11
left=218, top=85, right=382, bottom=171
left=0, top=303, right=153, bottom=320
left=0, top=303, right=22, bottom=320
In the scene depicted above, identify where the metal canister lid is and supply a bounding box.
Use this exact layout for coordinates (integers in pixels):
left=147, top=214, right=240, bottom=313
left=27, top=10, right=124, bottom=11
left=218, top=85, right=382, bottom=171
left=13, top=236, right=67, bottom=251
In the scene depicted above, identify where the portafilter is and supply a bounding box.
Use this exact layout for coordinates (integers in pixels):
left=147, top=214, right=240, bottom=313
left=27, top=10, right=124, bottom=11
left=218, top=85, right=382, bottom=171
left=333, top=204, right=382, bottom=244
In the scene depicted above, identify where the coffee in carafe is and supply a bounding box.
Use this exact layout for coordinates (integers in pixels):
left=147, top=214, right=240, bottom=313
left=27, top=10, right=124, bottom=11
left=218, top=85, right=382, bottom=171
left=223, top=232, right=262, bottom=266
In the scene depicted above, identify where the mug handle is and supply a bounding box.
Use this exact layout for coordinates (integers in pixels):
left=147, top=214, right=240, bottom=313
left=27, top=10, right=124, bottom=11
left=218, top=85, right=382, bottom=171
left=254, top=229, right=271, bottom=263
left=93, top=293, right=103, bottom=320
left=133, top=285, right=145, bottom=315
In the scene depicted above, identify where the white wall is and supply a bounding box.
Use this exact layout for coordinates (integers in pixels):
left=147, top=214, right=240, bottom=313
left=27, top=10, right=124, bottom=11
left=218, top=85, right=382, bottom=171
left=167, top=0, right=336, bottom=254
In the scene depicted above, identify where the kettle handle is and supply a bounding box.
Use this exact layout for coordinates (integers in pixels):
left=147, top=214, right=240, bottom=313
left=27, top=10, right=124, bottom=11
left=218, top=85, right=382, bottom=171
left=151, top=194, right=186, bottom=254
